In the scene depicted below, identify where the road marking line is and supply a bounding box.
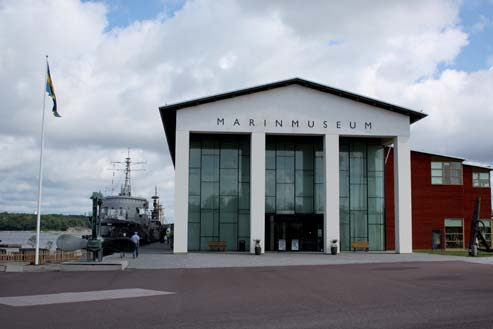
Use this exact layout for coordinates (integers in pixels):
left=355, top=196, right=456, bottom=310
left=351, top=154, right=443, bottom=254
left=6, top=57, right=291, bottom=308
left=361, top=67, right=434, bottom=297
left=0, top=288, right=175, bottom=307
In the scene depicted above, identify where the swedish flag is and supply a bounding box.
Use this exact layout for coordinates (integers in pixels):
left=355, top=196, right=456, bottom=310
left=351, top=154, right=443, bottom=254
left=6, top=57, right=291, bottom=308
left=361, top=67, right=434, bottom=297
left=46, top=63, right=61, bottom=117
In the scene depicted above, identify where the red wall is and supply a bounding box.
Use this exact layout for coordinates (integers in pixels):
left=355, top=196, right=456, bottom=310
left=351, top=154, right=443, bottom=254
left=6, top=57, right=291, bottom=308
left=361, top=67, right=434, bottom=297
left=385, top=150, right=491, bottom=250
left=385, top=150, right=395, bottom=250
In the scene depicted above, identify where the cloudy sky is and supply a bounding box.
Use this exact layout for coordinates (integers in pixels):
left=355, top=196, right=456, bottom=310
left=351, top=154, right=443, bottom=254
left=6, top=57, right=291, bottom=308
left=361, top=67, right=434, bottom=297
left=1, top=0, right=492, bottom=221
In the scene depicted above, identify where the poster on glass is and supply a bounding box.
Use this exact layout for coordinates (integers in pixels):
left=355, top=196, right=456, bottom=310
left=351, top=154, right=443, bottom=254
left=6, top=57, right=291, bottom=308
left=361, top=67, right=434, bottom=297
left=291, top=239, right=299, bottom=251
left=278, top=239, right=286, bottom=251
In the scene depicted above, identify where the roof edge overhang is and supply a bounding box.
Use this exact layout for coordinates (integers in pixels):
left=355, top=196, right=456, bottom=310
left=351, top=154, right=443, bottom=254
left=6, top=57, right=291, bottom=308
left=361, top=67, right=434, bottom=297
left=463, top=162, right=492, bottom=170
left=411, top=150, right=465, bottom=162
left=159, top=105, right=176, bottom=166
left=410, top=150, right=491, bottom=169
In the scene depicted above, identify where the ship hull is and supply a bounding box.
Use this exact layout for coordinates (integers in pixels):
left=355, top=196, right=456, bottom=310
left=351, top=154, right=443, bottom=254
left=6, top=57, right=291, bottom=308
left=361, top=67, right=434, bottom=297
left=100, top=218, right=151, bottom=243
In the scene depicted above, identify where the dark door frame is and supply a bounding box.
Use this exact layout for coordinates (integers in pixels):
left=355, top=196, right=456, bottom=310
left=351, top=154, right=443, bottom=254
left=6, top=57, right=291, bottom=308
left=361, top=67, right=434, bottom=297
left=265, top=214, right=323, bottom=251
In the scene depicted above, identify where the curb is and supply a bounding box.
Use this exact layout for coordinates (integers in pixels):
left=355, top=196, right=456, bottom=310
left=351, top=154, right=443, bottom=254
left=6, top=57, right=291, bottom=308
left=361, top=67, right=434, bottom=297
left=2, top=261, right=128, bottom=272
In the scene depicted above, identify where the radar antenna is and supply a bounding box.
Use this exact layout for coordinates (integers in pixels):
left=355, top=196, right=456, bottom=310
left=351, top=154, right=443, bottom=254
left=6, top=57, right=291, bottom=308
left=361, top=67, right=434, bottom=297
left=110, top=148, right=146, bottom=197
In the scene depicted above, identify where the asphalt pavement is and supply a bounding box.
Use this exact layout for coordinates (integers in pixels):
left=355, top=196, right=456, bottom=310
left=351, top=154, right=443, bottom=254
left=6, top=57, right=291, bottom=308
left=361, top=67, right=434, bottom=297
left=1, top=261, right=493, bottom=329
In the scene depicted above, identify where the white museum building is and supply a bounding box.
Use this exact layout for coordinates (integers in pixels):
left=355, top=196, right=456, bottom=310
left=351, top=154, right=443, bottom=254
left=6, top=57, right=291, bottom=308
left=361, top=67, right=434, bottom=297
left=159, top=78, right=426, bottom=254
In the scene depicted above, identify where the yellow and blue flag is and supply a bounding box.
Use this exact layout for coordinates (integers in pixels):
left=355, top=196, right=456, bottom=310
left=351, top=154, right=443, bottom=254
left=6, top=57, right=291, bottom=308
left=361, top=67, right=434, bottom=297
left=46, top=63, right=61, bottom=117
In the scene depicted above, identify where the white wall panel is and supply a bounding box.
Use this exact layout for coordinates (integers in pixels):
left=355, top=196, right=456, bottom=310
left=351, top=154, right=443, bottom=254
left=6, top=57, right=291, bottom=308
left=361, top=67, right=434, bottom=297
left=173, top=130, right=189, bottom=253
left=176, top=85, right=410, bottom=137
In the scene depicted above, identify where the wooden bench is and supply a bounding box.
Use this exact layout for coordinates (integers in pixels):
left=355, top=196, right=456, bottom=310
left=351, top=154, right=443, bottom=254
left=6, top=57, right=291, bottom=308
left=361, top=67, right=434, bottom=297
left=208, top=241, right=226, bottom=251
left=351, top=241, right=369, bottom=252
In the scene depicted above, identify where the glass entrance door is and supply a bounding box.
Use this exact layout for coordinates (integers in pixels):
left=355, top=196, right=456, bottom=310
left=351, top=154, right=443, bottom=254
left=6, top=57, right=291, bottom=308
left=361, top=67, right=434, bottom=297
left=302, top=218, right=320, bottom=251
left=265, top=215, right=323, bottom=251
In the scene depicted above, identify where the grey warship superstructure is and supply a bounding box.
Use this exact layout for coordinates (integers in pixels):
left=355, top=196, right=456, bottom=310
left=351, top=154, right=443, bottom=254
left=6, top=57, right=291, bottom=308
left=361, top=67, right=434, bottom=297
left=99, top=155, right=158, bottom=243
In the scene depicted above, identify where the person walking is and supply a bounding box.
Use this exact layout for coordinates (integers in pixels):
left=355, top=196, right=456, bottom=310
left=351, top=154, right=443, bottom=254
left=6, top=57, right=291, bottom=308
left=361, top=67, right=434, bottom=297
left=131, top=232, right=140, bottom=258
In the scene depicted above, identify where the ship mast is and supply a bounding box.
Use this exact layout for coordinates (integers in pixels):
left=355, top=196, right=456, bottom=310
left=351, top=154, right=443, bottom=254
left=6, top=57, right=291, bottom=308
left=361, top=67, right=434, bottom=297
left=122, top=156, right=132, bottom=196
left=151, top=186, right=163, bottom=222
left=111, top=149, right=145, bottom=197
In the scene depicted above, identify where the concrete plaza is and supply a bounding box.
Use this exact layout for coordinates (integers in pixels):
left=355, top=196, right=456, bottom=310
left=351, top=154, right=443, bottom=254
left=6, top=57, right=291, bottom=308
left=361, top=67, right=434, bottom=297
left=105, top=242, right=493, bottom=269
left=2, top=260, right=493, bottom=329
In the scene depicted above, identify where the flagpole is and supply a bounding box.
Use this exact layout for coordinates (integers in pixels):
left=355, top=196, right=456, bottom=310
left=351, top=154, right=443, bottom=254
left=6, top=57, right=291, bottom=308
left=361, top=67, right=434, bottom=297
left=35, top=55, right=48, bottom=265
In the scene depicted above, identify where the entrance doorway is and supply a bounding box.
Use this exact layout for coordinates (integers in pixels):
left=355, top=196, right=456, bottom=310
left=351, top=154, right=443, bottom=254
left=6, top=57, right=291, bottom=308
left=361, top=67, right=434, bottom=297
left=265, top=215, right=323, bottom=251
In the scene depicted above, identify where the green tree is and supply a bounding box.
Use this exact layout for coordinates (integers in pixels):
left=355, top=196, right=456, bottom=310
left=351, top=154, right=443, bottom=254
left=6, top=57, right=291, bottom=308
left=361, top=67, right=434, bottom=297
left=0, top=212, right=89, bottom=231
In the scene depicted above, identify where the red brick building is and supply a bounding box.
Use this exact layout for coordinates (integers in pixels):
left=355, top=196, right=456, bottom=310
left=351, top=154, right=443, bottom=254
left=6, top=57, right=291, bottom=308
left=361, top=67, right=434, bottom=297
left=385, top=150, right=491, bottom=250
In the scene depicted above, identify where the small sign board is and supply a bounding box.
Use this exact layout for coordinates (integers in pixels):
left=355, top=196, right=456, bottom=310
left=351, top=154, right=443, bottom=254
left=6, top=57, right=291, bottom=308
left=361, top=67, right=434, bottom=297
left=278, top=239, right=286, bottom=251
left=291, top=239, right=299, bottom=251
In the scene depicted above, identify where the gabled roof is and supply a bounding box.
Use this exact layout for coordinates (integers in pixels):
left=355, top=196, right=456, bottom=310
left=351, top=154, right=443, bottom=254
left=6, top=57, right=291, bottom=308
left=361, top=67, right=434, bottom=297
left=159, top=77, right=427, bottom=164
left=463, top=162, right=491, bottom=170
left=406, top=149, right=490, bottom=170
left=411, top=150, right=464, bottom=162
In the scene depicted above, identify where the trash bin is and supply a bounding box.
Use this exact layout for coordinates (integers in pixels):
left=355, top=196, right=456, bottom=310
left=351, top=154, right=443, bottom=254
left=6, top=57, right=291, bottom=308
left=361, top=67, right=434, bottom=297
left=238, top=240, right=246, bottom=251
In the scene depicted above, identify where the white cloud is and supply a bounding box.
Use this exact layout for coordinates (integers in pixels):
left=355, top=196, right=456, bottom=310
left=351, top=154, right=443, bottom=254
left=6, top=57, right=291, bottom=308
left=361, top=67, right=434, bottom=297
left=218, top=52, right=237, bottom=70
left=471, top=15, right=492, bottom=34
left=407, top=68, right=493, bottom=163
left=0, top=0, right=490, bottom=221
left=487, top=55, right=493, bottom=67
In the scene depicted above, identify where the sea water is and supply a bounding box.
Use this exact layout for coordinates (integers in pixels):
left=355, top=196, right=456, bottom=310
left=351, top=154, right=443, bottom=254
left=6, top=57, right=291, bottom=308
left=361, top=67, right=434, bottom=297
left=0, top=231, right=88, bottom=249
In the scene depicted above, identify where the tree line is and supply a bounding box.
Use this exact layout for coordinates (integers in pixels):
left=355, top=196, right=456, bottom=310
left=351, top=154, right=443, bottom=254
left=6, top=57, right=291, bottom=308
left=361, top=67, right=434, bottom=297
left=0, top=212, right=90, bottom=231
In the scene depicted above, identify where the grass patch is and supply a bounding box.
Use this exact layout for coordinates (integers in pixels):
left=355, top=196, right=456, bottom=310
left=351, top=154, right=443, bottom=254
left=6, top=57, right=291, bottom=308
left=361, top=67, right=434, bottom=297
left=414, top=249, right=493, bottom=257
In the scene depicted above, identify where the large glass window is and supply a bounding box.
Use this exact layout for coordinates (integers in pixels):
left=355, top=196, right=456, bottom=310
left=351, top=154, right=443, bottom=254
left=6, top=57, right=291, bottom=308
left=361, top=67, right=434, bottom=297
left=265, top=136, right=323, bottom=215
left=339, top=139, right=385, bottom=251
left=188, top=134, right=250, bottom=251
left=473, top=172, right=490, bottom=187
left=444, top=219, right=464, bottom=248
left=431, top=161, right=462, bottom=185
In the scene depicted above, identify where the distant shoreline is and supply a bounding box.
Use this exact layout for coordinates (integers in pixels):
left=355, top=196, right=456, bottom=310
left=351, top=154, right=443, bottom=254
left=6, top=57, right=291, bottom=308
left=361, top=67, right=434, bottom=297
left=0, top=213, right=89, bottom=232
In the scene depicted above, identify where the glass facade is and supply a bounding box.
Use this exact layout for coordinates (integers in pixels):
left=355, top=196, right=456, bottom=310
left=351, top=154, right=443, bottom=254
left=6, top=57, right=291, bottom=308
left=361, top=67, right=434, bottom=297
left=188, top=134, right=250, bottom=251
left=265, top=136, right=324, bottom=214
left=339, top=138, right=385, bottom=251
left=264, top=136, right=324, bottom=252
left=188, top=134, right=385, bottom=252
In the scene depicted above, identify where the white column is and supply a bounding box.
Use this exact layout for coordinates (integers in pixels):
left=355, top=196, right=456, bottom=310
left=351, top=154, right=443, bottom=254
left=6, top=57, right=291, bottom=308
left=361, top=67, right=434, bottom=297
left=250, top=132, right=266, bottom=253
left=173, top=130, right=190, bottom=253
left=324, top=134, right=339, bottom=253
left=393, top=135, right=413, bottom=253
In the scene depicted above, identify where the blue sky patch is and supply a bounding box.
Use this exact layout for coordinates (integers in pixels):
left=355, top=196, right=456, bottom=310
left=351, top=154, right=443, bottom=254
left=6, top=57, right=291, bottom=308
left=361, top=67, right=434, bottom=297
left=84, top=0, right=186, bottom=30
left=452, top=0, right=493, bottom=72
left=327, top=39, right=344, bottom=47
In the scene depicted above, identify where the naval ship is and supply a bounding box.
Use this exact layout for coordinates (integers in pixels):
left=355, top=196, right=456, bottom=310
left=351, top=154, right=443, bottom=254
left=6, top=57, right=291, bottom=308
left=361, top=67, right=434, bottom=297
left=99, top=155, right=163, bottom=244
